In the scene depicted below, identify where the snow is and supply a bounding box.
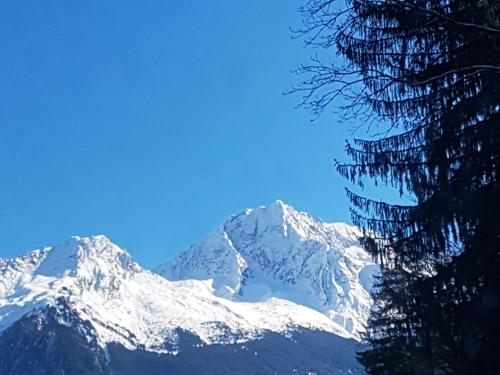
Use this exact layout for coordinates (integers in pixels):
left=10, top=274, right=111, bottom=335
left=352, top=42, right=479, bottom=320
left=157, top=200, right=376, bottom=339
left=0, top=201, right=377, bottom=354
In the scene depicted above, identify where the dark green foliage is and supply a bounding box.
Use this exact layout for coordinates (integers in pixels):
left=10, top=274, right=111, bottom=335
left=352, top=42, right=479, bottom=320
left=296, top=0, right=500, bottom=373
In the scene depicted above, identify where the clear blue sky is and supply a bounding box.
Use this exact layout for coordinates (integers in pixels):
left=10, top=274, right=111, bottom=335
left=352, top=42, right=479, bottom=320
left=0, top=1, right=395, bottom=267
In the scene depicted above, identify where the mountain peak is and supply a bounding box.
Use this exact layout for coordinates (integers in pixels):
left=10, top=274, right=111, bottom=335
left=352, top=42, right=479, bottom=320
left=274, top=198, right=285, bottom=206
left=158, top=201, right=376, bottom=339
left=34, top=235, right=137, bottom=278
left=238, top=200, right=310, bottom=234
left=270, top=199, right=288, bottom=212
left=244, top=200, right=291, bottom=231
left=0, top=235, right=140, bottom=305
left=0, top=232, right=361, bottom=355
left=0, top=203, right=376, bottom=367
left=266, top=199, right=295, bottom=221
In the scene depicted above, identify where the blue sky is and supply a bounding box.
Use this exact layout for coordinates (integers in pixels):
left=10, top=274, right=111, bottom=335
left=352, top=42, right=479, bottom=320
left=0, top=1, right=395, bottom=267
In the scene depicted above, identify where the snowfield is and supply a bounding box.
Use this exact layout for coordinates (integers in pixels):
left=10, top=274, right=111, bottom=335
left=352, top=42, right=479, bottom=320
left=0, top=201, right=376, bottom=353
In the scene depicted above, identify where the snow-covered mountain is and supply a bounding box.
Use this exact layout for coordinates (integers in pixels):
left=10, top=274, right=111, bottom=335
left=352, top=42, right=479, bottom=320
left=0, top=201, right=374, bottom=374
left=157, top=200, right=377, bottom=339
left=0, top=235, right=351, bottom=352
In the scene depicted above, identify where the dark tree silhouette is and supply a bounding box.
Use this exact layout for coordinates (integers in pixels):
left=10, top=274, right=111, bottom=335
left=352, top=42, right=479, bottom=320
left=294, top=0, right=500, bottom=372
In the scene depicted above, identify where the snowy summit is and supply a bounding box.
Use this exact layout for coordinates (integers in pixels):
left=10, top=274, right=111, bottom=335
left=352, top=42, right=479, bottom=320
left=0, top=201, right=376, bottom=357
left=158, top=200, right=377, bottom=339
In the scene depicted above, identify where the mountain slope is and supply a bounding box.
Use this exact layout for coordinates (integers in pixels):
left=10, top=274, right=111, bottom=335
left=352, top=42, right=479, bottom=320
left=157, top=200, right=377, bottom=339
left=0, top=303, right=363, bottom=374
left=0, top=201, right=373, bottom=374
left=0, top=235, right=355, bottom=352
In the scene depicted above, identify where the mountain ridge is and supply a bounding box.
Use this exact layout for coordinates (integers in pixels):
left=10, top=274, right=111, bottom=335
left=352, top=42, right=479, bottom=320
left=0, top=237, right=356, bottom=352
left=0, top=201, right=373, bottom=374
left=158, top=200, right=376, bottom=338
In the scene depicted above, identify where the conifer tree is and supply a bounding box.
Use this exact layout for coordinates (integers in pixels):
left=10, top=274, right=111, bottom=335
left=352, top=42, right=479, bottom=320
left=295, top=0, right=500, bottom=372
